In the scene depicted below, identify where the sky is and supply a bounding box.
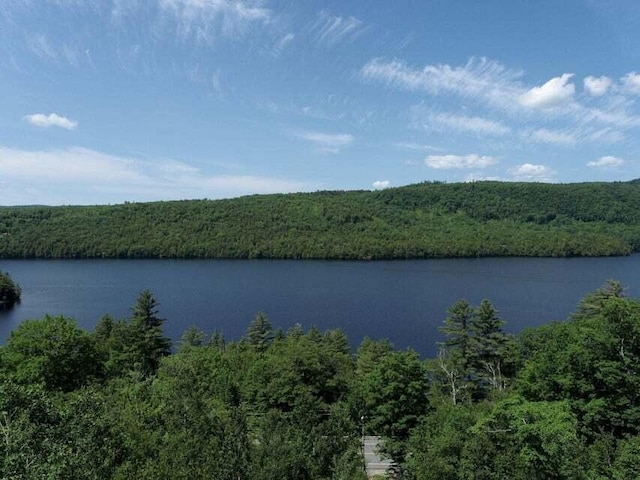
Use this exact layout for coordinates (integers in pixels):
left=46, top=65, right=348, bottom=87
left=1, top=0, right=640, bottom=205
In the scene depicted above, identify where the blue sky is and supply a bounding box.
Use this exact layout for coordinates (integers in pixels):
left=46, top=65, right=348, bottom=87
left=1, top=0, right=640, bottom=205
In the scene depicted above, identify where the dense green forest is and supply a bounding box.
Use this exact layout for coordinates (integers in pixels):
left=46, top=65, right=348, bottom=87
left=1, top=281, right=640, bottom=478
left=2, top=180, right=640, bottom=259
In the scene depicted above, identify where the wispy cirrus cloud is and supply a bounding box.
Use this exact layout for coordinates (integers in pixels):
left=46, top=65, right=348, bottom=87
left=361, top=57, right=523, bottom=112
left=415, top=110, right=510, bottom=136
left=159, top=0, right=271, bottom=42
left=524, top=126, right=623, bottom=146
left=311, top=10, right=367, bottom=47
left=362, top=56, right=640, bottom=151
left=361, top=57, right=579, bottom=115
left=0, top=146, right=306, bottom=205
left=394, top=142, right=444, bottom=152
left=297, top=131, right=354, bottom=153
left=24, top=113, right=78, bottom=130
left=25, top=33, right=57, bottom=60
left=272, top=32, right=294, bottom=55
left=526, top=128, right=576, bottom=146
left=425, top=154, right=498, bottom=169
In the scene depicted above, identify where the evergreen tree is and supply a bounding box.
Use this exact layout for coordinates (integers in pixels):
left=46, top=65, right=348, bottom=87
left=437, top=300, right=474, bottom=404
left=439, top=300, right=474, bottom=370
left=130, top=290, right=171, bottom=376
left=571, top=279, right=626, bottom=321
left=208, top=330, right=226, bottom=351
left=179, top=325, right=207, bottom=352
left=246, top=311, right=274, bottom=352
left=470, top=299, right=510, bottom=391
left=355, top=337, right=393, bottom=377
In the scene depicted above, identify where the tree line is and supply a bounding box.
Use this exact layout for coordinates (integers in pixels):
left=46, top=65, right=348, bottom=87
left=1, top=281, right=639, bottom=478
left=1, top=179, right=640, bottom=259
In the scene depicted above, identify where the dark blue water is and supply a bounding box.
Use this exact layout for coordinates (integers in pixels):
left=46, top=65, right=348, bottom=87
left=1, top=257, right=639, bottom=357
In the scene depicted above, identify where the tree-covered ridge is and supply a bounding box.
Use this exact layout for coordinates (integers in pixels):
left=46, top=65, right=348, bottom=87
left=1, top=282, right=640, bottom=478
left=1, top=179, right=640, bottom=259
left=0, top=270, right=21, bottom=310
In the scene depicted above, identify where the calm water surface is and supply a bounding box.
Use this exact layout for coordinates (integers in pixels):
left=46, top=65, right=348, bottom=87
left=1, top=256, right=639, bottom=357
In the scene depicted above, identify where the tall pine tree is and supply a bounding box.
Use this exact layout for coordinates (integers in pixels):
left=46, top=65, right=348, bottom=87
left=437, top=300, right=474, bottom=404
left=130, top=290, right=171, bottom=376
left=470, top=299, right=510, bottom=392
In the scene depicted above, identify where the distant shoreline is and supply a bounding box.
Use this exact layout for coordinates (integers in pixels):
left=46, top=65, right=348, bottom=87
left=1, top=180, right=639, bottom=260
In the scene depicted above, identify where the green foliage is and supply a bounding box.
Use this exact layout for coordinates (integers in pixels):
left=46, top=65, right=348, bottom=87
left=405, top=402, right=485, bottom=480
left=0, top=315, right=102, bottom=391
left=518, top=289, right=640, bottom=438
left=91, top=291, right=171, bottom=378
left=0, top=270, right=21, bottom=309
left=246, top=311, right=274, bottom=352
left=179, top=325, right=207, bottom=351
left=611, top=435, right=640, bottom=478
left=1, top=180, right=640, bottom=259
left=0, top=383, right=123, bottom=479
left=460, top=397, right=585, bottom=479
left=436, top=299, right=516, bottom=404
left=355, top=336, right=393, bottom=377
left=469, top=300, right=515, bottom=393
left=439, top=299, right=474, bottom=369
left=357, top=349, right=429, bottom=462
left=130, top=290, right=171, bottom=374
left=571, top=278, right=625, bottom=321
left=2, top=282, right=640, bottom=478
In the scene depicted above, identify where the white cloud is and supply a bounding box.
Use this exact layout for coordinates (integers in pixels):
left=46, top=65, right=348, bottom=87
left=312, top=10, right=366, bottom=47
left=372, top=180, right=390, bottom=190
left=519, top=73, right=575, bottom=109
left=159, top=0, right=271, bottom=42
left=425, top=154, right=498, bottom=169
left=361, top=57, right=522, bottom=112
left=510, top=163, right=555, bottom=182
left=424, top=112, right=510, bottom=136
left=584, top=75, right=612, bottom=96
left=587, top=155, right=625, bottom=168
left=24, top=113, right=78, bottom=130
left=527, top=128, right=576, bottom=145
left=361, top=57, right=640, bottom=134
left=0, top=146, right=305, bottom=205
left=621, top=72, right=640, bottom=95
left=298, top=131, right=353, bottom=153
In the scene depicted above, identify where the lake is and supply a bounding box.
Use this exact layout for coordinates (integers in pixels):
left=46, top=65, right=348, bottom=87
left=1, top=256, right=639, bottom=357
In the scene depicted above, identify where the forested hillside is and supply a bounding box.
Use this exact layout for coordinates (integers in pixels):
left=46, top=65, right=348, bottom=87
left=1, top=282, right=640, bottom=478
left=1, top=180, right=640, bottom=259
